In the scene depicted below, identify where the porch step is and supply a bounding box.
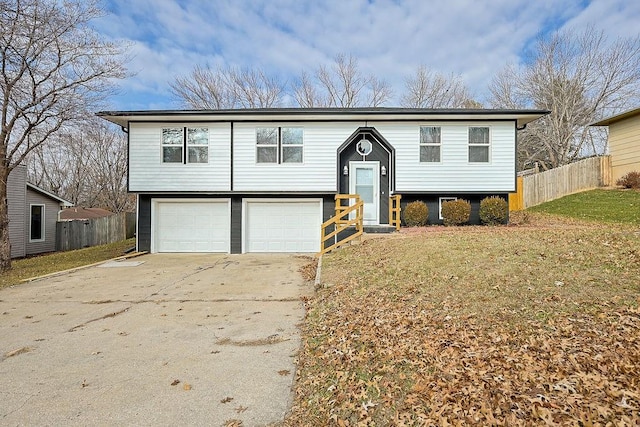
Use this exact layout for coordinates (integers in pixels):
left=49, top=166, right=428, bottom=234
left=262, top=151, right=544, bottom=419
left=363, top=225, right=397, bottom=234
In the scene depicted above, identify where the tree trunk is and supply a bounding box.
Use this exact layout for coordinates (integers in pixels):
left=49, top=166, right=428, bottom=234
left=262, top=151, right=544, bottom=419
left=0, top=167, right=11, bottom=272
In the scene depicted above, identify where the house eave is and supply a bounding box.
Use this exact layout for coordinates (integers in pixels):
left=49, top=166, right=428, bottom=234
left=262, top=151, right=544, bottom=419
left=26, top=183, right=73, bottom=207
left=97, top=107, right=550, bottom=129
left=590, top=107, right=640, bottom=126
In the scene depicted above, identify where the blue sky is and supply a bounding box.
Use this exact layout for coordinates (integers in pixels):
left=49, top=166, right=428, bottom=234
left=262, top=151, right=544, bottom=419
left=94, top=0, right=640, bottom=111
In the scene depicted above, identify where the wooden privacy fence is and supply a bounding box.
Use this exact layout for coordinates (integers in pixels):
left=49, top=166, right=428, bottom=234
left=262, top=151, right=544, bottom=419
left=510, top=156, right=612, bottom=210
left=56, top=212, right=132, bottom=251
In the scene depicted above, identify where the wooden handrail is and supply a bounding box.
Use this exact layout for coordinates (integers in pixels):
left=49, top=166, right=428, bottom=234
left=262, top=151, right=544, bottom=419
left=389, top=194, right=402, bottom=231
left=318, top=195, right=364, bottom=255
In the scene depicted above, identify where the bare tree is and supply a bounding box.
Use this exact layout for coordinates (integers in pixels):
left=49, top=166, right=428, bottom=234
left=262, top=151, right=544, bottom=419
left=28, top=119, right=133, bottom=213
left=293, top=54, right=392, bottom=107
left=170, top=65, right=284, bottom=109
left=489, top=27, right=640, bottom=170
left=401, top=66, right=479, bottom=108
left=0, top=0, right=127, bottom=271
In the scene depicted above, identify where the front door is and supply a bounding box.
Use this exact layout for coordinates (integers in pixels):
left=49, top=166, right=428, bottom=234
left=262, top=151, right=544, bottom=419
left=349, top=161, right=379, bottom=225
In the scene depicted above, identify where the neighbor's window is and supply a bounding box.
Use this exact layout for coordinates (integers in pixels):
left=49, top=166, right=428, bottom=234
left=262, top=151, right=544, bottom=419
left=30, top=204, right=44, bottom=241
left=281, top=127, right=303, bottom=163
left=256, top=127, right=303, bottom=164
left=439, top=197, right=457, bottom=220
left=187, top=128, right=209, bottom=163
left=468, top=126, right=490, bottom=163
left=420, top=126, right=441, bottom=162
left=162, top=128, right=183, bottom=163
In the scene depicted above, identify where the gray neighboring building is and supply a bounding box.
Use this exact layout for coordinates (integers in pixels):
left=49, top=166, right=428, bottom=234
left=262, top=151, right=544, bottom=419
left=7, top=165, right=72, bottom=258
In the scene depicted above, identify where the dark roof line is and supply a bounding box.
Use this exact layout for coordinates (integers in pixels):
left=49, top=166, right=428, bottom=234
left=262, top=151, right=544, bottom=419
left=97, top=107, right=550, bottom=117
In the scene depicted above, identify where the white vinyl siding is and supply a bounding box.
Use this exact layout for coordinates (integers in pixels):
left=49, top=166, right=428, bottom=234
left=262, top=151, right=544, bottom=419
left=372, top=121, right=516, bottom=193
left=234, top=122, right=363, bottom=192
left=129, top=122, right=231, bottom=192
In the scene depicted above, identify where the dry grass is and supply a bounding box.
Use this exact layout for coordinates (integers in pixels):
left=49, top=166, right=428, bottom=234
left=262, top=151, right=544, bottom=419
left=0, top=238, right=136, bottom=289
left=286, top=214, right=640, bottom=425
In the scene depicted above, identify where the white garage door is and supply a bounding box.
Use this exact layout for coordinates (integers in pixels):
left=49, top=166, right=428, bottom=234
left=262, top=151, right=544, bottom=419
left=154, top=200, right=230, bottom=253
left=245, top=200, right=322, bottom=253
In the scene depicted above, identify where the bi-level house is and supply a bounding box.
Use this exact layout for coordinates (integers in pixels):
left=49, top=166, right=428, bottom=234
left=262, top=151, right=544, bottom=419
left=98, top=108, right=548, bottom=254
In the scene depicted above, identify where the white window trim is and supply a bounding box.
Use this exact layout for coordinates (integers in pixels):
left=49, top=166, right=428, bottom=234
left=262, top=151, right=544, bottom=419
left=255, top=126, right=304, bottom=165
left=162, top=127, right=211, bottom=165
left=281, top=127, right=304, bottom=164
left=29, top=203, right=45, bottom=242
left=439, top=197, right=457, bottom=220
left=161, top=127, right=184, bottom=164
left=468, top=126, right=491, bottom=163
left=186, top=127, right=210, bottom=164
left=419, top=126, right=442, bottom=163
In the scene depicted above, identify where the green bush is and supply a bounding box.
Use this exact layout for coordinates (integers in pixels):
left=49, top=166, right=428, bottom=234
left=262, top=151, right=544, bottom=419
left=479, top=196, right=508, bottom=225
left=616, top=171, right=640, bottom=189
left=441, top=199, right=471, bottom=226
left=404, top=201, right=429, bottom=226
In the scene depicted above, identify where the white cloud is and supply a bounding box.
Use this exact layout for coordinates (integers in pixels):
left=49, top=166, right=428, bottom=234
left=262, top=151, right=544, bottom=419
left=96, top=0, right=640, bottom=110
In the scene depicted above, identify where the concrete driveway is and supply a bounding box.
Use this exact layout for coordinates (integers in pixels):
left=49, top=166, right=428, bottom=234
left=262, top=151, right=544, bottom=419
left=0, top=254, right=314, bottom=426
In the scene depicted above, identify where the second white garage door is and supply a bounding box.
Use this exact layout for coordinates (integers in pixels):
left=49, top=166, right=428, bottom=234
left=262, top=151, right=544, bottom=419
left=154, top=199, right=230, bottom=253
left=244, top=199, right=322, bottom=253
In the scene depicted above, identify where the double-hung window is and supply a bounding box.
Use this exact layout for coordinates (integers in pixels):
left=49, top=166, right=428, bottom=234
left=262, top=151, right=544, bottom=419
left=162, top=127, right=209, bottom=164
left=256, top=127, right=303, bottom=164
left=187, top=128, right=209, bottom=163
left=468, top=127, right=490, bottom=163
left=420, top=126, right=441, bottom=162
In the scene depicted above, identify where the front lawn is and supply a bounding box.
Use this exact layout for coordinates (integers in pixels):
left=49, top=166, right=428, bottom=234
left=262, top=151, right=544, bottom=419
left=287, top=217, right=639, bottom=425
left=529, top=188, right=640, bottom=224
left=0, top=238, right=136, bottom=289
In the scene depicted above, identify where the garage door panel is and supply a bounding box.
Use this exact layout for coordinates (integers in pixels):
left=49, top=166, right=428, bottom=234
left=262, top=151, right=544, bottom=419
left=245, top=201, right=321, bottom=253
left=155, top=200, right=230, bottom=253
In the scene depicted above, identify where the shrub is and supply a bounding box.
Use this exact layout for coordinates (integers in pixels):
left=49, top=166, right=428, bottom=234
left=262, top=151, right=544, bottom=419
left=616, top=171, right=640, bottom=189
left=404, top=201, right=429, bottom=226
left=479, top=196, right=508, bottom=225
left=441, top=199, right=471, bottom=226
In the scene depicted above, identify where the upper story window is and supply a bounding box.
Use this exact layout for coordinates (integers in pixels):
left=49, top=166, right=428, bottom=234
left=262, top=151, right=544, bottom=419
left=162, top=128, right=183, bottom=163
left=187, top=128, right=209, bottom=163
left=256, top=127, right=278, bottom=163
left=256, top=127, right=303, bottom=164
left=162, top=127, right=209, bottom=164
left=419, top=126, right=441, bottom=162
left=468, top=126, right=490, bottom=163
left=282, top=127, right=303, bottom=163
